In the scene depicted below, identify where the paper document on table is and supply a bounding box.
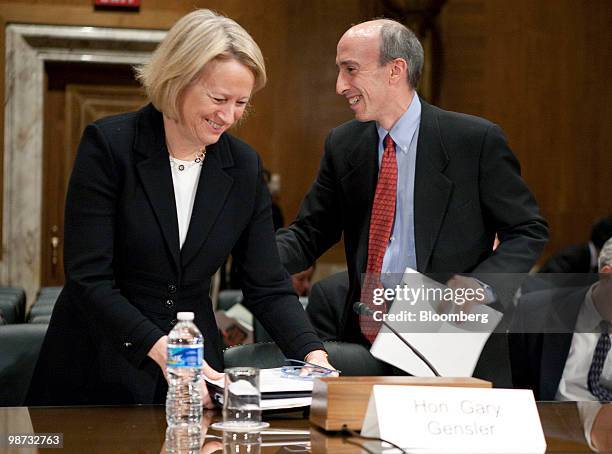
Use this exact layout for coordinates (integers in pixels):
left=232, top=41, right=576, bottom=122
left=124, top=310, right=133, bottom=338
left=370, top=268, right=503, bottom=377
left=206, top=368, right=313, bottom=410
left=206, top=367, right=313, bottom=396
left=261, top=397, right=311, bottom=410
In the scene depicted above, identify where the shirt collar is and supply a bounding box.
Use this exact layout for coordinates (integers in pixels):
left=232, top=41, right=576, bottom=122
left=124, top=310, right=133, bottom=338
left=577, top=284, right=605, bottom=332
left=377, top=92, right=421, bottom=154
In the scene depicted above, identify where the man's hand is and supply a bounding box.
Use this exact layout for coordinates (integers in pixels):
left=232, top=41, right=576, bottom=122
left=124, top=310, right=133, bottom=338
left=441, top=275, right=489, bottom=317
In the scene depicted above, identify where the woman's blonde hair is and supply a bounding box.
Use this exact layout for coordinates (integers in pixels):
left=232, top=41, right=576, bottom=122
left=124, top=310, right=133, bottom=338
left=135, top=9, right=266, bottom=120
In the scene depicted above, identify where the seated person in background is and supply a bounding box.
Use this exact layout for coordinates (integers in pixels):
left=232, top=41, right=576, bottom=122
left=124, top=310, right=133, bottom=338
left=510, top=237, right=612, bottom=401
left=540, top=214, right=612, bottom=273
left=291, top=264, right=316, bottom=297
left=519, top=216, right=610, bottom=295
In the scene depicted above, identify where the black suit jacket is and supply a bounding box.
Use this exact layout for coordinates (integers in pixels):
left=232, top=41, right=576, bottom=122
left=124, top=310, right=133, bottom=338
left=306, top=271, right=350, bottom=341
left=509, top=286, right=588, bottom=400
left=27, top=104, right=322, bottom=405
left=540, top=244, right=594, bottom=273
left=277, top=100, right=549, bottom=344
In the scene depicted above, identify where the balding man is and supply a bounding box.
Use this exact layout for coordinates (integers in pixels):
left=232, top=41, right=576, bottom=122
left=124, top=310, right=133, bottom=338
left=510, top=237, right=612, bottom=401
left=277, top=19, right=548, bottom=358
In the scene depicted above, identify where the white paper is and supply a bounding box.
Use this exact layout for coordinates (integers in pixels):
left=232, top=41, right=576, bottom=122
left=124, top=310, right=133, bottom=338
left=206, top=368, right=313, bottom=393
left=362, top=385, right=546, bottom=453
left=370, top=268, right=503, bottom=377
left=261, top=397, right=311, bottom=410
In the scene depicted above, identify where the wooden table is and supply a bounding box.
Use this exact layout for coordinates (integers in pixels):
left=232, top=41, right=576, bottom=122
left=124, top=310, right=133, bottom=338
left=0, top=402, right=600, bottom=453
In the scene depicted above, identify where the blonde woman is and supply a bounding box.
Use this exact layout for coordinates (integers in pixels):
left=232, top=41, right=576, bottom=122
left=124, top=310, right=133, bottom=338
left=28, top=9, right=332, bottom=407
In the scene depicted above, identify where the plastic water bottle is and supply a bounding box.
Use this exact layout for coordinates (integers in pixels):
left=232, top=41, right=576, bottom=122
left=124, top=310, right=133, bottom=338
left=166, top=312, right=203, bottom=428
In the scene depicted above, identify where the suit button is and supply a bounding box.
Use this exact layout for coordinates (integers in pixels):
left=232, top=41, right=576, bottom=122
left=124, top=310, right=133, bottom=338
left=168, top=284, right=177, bottom=294
left=165, top=299, right=175, bottom=308
left=123, top=342, right=132, bottom=348
left=170, top=318, right=177, bottom=326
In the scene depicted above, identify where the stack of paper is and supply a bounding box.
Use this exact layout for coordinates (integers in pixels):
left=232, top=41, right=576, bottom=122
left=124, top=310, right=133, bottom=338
left=205, top=368, right=313, bottom=410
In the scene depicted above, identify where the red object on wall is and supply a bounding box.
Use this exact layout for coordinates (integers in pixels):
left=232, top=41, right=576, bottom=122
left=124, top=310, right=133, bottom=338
left=95, top=0, right=141, bottom=7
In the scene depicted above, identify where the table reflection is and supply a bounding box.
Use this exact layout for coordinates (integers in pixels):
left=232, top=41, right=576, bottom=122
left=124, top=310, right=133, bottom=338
left=222, top=431, right=261, bottom=454
left=0, top=402, right=604, bottom=453
left=161, top=411, right=224, bottom=454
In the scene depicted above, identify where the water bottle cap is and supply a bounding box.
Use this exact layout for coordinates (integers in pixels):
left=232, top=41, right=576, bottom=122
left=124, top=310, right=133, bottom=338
left=176, top=312, right=194, bottom=321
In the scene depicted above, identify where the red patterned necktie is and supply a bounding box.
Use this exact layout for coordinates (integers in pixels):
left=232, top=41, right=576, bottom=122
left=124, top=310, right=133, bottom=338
left=360, top=134, right=397, bottom=342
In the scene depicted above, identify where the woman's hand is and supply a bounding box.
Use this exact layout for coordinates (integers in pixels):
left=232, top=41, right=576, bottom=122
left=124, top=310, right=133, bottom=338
left=147, top=335, right=224, bottom=408
left=148, top=335, right=169, bottom=376
left=304, top=349, right=338, bottom=375
left=201, top=363, right=224, bottom=409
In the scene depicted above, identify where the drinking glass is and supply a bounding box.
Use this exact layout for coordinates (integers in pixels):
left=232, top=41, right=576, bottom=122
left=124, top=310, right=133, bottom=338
left=223, top=367, right=261, bottom=428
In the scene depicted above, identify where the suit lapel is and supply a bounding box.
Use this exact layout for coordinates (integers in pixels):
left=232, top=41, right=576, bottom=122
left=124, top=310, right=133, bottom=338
left=339, top=122, right=379, bottom=276
left=134, top=105, right=181, bottom=271
left=414, top=101, right=452, bottom=272
left=180, top=135, right=234, bottom=268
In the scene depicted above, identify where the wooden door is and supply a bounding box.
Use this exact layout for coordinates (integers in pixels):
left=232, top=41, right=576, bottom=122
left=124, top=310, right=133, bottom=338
left=42, top=61, right=147, bottom=286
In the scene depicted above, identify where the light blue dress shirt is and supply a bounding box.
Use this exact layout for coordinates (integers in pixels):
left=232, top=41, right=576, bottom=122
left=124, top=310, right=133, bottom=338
left=376, top=94, right=421, bottom=280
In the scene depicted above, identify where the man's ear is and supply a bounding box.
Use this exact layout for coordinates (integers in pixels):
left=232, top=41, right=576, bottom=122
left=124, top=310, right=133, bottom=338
left=601, top=264, right=612, bottom=274
left=389, top=58, right=408, bottom=84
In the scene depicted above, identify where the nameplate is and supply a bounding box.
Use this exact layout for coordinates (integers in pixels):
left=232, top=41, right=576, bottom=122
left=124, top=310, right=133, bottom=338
left=362, top=385, right=546, bottom=453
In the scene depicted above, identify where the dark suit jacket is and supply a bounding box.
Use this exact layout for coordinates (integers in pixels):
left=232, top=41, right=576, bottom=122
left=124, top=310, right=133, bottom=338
left=509, top=286, right=588, bottom=400
left=540, top=244, right=594, bottom=273
left=307, top=271, right=350, bottom=341
left=277, top=100, right=548, bottom=345
left=27, top=104, right=322, bottom=406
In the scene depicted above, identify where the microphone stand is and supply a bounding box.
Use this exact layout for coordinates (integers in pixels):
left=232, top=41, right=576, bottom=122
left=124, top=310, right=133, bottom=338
left=354, top=301, right=440, bottom=377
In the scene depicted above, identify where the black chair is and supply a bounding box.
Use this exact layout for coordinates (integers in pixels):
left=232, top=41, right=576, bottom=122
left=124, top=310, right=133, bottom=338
left=26, top=286, right=63, bottom=322
left=28, top=305, right=54, bottom=321
left=29, top=315, right=52, bottom=324
left=0, top=324, right=48, bottom=406
left=32, top=296, right=58, bottom=307
left=0, top=296, right=22, bottom=324
left=0, top=287, right=26, bottom=323
left=37, top=286, right=63, bottom=298
left=223, top=341, right=394, bottom=376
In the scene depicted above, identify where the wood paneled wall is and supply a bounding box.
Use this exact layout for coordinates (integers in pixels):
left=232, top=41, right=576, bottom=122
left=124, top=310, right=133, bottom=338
left=1, top=0, right=609, bottom=269
left=438, top=0, right=612, bottom=262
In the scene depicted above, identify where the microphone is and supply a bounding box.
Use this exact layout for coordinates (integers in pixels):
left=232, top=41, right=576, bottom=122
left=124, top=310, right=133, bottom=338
left=353, top=301, right=440, bottom=377
left=353, top=301, right=374, bottom=316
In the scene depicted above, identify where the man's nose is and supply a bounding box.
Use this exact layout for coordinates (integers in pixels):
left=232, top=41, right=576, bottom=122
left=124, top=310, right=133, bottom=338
left=336, top=72, right=349, bottom=95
